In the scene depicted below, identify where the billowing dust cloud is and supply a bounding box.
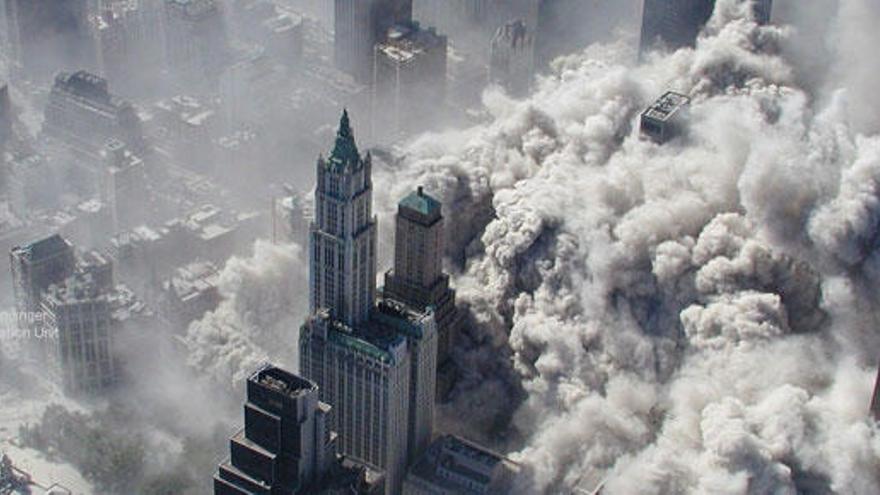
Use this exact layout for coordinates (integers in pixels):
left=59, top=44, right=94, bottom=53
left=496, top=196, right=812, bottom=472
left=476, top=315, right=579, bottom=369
left=367, top=0, right=880, bottom=492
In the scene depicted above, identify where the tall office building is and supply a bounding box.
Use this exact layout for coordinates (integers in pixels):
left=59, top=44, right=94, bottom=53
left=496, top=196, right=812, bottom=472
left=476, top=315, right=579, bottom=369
left=41, top=271, right=119, bottom=394
left=163, top=0, right=229, bottom=86
left=300, top=112, right=438, bottom=495
left=308, top=110, right=377, bottom=328
left=9, top=234, right=77, bottom=317
left=101, top=139, right=148, bottom=232
left=43, top=70, right=146, bottom=157
left=89, top=0, right=165, bottom=91
left=1, top=0, right=91, bottom=79
left=639, top=0, right=773, bottom=59
left=334, top=0, right=413, bottom=81
left=372, top=21, right=447, bottom=140
left=214, top=365, right=336, bottom=494
left=383, top=187, right=460, bottom=374
left=489, top=19, right=535, bottom=97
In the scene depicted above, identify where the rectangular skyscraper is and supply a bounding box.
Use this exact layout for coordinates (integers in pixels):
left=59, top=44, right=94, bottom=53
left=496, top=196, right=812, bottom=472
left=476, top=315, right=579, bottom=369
left=43, top=71, right=146, bottom=157
left=372, top=21, right=448, bottom=140
left=639, top=0, right=772, bottom=59
left=639, top=0, right=715, bottom=59
left=10, top=234, right=77, bottom=318
left=1, top=0, right=90, bottom=78
left=163, top=0, right=229, bottom=86
left=384, top=188, right=461, bottom=379
left=490, top=19, right=535, bottom=97
left=334, top=0, right=413, bottom=81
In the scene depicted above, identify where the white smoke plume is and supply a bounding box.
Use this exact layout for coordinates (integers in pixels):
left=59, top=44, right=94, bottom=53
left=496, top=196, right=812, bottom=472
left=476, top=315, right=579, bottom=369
left=184, top=240, right=307, bottom=389
left=369, top=0, right=880, bottom=492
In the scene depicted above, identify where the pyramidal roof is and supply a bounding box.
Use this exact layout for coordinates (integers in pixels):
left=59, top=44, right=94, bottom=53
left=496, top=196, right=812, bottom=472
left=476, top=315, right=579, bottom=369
left=327, top=110, right=362, bottom=172
left=400, top=186, right=441, bottom=217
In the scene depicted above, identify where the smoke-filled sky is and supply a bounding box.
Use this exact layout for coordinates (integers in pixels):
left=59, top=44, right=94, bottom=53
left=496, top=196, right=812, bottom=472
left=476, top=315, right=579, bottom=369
left=7, top=0, right=880, bottom=493
left=359, top=0, right=880, bottom=492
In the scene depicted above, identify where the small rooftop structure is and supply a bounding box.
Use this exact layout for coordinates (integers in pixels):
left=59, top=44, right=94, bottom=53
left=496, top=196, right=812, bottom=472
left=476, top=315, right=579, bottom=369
left=399, top=186, right=441, bottom=223
left=640, top=91, right=691, bottom=143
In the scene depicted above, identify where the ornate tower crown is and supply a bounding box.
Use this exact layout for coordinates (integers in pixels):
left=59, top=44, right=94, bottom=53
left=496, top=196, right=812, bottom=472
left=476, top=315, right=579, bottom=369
left=327, top=109, right=363, bottom=172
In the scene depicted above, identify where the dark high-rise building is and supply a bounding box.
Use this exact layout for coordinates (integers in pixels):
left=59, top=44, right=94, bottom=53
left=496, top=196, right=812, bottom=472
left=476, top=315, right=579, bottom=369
left=9, top=234, right=77, bottom=318
left=639, top=0, right=715, bottom=59
left=383, top=187, right=461, bottom=378
left=1, top=0, right=91, bottom=79
left=639, top=0, right=773, bottom=59
left=334, top=0, right=413, bottom=81
left=214, top=365, right=336, bottom=494
left=43, top=71, right=146, bottom=157
left=300, top=112, right=437, bottom=495
left=214, top=364, right=386, bottom=494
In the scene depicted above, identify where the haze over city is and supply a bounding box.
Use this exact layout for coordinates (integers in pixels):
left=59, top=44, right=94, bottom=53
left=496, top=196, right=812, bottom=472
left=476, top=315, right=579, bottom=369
left=1, top=1, right=880, bottom=494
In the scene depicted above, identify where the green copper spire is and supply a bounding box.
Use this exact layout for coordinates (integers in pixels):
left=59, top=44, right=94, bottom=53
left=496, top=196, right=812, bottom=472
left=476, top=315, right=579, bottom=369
left=328, top=109, right=361, bottom=172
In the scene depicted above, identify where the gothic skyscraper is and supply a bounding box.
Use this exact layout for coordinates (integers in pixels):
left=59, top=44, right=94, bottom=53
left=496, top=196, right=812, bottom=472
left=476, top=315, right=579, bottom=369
left=309, top=110, right=377, bottom=327
left=301, top=112, right=437, bottom=495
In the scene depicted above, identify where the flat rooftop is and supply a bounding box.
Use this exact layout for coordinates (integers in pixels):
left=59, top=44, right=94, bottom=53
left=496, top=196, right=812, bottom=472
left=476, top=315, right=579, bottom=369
left=250, top=365, right=318, bottom=399
left=642, top=91, right=690, bottom=122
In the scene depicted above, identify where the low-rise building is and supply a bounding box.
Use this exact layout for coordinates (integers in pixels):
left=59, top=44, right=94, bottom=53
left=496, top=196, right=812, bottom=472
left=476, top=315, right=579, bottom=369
left=160, top=260, right=220, bottom=330
left=403, top=435, right=521, bottom=495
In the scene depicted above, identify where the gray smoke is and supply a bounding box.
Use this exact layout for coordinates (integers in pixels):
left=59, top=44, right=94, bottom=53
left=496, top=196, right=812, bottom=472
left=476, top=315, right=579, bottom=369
left=369, top=0, right=880, bottom=492
left=184, top=240, right=306, bottom=389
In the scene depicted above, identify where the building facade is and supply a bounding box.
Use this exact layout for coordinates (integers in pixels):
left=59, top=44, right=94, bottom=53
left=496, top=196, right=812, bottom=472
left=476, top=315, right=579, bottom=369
left=1, top=0, right=91, bottom=79
left=300, top=112, right=438, bottom=495
left=334, top=0, right=413, bottom=81
left=42, top=71, right=146, bottom=158
left=309, top=110, right=377, bottom=328
left=639, top=0, right=772, bottom=59
left=372, top=22, right=447, bottom=140
left=214, top=365, right=336, bottom=494
left=101, top=139, right=148, bottom=232
left=9, top=234, right=77, bottom=317
left=403, top=435, right=521, bottom=495
left=41, top=271, right=118, bottom=394
left=383, top=187, right=460, bottom=376
left=163, top=0, right=229, bottom=87
left=300, top=312, right=412, bottom=495
left=489, top=19, right=534, bottom=97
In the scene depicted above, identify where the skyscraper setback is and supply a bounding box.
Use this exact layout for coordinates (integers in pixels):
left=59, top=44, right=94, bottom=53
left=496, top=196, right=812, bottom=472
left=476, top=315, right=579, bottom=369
left=300, top=112, right=437, bottom=495
left=383, top=187, right=461, bottom=380
left=334, top=0, right=413, bottom=81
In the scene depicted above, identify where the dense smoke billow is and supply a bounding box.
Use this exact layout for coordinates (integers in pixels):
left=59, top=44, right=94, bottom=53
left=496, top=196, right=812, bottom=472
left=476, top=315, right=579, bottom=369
left=368, top=0, right=880, bottom=492
left=184, top=240, right=306, bottom=389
